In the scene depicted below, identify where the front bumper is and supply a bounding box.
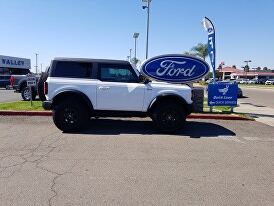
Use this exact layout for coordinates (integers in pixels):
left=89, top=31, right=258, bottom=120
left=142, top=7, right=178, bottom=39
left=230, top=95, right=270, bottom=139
left=42, top=101, right=52, bottom=110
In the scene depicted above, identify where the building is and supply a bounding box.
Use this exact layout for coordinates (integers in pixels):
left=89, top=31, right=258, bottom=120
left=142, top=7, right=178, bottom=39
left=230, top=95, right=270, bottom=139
left=219, top=66, right=274, bottom=80
left=0, top=55, right=31, bottom=88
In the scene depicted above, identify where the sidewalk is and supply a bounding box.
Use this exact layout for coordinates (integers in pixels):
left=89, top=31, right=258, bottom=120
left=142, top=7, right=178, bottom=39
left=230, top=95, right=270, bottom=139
left=235, top=103, right=274, bottom=127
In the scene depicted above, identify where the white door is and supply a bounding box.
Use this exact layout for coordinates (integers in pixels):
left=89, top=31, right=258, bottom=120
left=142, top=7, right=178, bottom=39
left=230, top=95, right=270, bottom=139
left=96, top=64, right=145, bottom=111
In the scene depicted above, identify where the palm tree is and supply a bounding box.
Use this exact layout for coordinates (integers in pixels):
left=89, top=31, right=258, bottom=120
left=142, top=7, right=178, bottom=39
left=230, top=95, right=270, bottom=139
left=191, top=43, right=208, bottom=60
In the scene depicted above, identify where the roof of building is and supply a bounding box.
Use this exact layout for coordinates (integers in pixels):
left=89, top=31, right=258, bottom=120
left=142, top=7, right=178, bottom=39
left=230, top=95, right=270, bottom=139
left=219, top=66, right=274, bottom=76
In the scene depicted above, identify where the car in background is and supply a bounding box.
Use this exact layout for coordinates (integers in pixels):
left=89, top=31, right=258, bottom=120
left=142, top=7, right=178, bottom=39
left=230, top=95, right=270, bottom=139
left=239, top=79, right=249, bottom=84
left=265, top=79, right=274, bottom=85
left=10, top=74, right=38, bottom=101
left=248, top=78, right=259, bottom=84
left=206, top=78, right=214, bottom=84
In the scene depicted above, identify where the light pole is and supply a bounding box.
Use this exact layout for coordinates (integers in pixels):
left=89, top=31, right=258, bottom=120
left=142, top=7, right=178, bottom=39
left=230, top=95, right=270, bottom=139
left=142, top=0, right=152, bottom=59
left=35, top=53, right=39, bottom=74
left=133, top=33, right=139, bottom=64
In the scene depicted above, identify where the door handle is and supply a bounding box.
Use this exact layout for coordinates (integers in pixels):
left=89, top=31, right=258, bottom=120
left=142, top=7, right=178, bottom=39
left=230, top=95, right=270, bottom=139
left=98, top=86, right=110, bottom=90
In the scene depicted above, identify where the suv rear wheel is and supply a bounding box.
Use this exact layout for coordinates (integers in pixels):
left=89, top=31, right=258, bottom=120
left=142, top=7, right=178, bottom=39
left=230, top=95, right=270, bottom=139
left=151, top=101, right=186, bottom=133
left=53, top=99, right=89, bottom=132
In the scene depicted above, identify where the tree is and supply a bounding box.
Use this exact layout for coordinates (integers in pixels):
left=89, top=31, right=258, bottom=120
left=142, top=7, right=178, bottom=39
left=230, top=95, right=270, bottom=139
left=232, top=65, right=236, bottom=69
left=191, top=43, right=208, bottom=60
left=257, top=67, right=261, bottom=71
left=263, top=67, right=268, bottom=70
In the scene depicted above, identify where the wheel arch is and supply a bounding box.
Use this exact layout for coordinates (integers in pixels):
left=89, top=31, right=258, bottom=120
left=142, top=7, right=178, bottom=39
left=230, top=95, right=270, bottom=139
left=148, top=94, right=189, bottom=114
left=52, top=90, right=94, bottom=111
left=18, top=80, right=27, bottom=92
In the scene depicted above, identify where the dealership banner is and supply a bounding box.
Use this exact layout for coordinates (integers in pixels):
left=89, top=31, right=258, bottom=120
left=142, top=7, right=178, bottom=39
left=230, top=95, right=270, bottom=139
left=202, top=17, right=216, bottom=82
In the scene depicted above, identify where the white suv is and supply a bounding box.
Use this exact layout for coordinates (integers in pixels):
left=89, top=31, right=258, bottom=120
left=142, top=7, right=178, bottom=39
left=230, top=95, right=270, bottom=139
left=43, top=58, right=193, bottom=133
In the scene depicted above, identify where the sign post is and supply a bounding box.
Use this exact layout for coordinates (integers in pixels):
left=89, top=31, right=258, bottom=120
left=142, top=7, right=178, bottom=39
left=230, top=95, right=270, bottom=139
left=26, top=74, right=36, bottom=106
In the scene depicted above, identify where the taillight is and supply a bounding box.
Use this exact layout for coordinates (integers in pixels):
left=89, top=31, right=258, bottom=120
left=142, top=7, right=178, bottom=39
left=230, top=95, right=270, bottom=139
left=44, top=82, right=48, bottom=95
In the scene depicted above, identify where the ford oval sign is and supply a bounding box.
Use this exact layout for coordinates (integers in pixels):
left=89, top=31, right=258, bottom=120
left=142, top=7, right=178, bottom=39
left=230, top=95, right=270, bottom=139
left=140, top=54, right=210, bottom=83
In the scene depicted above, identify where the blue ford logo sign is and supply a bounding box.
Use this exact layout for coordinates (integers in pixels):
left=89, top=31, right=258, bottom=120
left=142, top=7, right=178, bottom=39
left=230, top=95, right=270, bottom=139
left=140, top=54, right=210, bottom=83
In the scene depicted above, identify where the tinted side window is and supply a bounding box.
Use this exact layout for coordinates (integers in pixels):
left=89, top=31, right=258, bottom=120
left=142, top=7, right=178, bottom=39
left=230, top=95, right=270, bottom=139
left=99, top=64, right=137, bottom=83
left=52, top=61, right=92, bottom=78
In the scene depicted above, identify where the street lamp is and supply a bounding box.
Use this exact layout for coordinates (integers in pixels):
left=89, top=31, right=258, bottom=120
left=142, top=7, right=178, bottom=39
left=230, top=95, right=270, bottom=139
left=133, top=32, right=139, bottom=64
left=142, top=0, right=152, bottom=59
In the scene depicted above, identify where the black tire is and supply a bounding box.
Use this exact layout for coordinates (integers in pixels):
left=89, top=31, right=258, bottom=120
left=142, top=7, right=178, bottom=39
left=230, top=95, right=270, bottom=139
left=151, top=101, right=186, bottom=133
left=53, top=99, right=89, bottom=132
left=37, top=72, right=48, bottom=101
left=21, top=87, right=37, bottom=101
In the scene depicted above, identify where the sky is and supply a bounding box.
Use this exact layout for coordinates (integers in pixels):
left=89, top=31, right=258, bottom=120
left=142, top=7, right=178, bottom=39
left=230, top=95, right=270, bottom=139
left=0, top=0, right=274, bottom=72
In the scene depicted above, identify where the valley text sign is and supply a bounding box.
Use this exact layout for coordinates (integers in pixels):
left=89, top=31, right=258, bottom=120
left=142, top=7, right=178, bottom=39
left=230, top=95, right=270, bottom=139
left=0, top=55, right=31, bottom=69
left=208, top=83, right=238, bottom=106
left=140, top=54, right=210, bottom=83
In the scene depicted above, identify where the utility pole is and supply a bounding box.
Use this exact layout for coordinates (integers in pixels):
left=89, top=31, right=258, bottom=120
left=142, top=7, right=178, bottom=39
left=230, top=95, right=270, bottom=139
left=142, top=0, right=152, bottom=59
left=35, top=53, right=39, bottom=74
left=133, top=33, right=140, bottom=65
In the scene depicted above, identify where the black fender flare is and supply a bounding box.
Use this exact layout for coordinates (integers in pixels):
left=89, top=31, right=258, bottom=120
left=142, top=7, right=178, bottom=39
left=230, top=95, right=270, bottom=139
left=148, top=94, right=189, bottom=113
left=52, top=90, right=94, bottom=110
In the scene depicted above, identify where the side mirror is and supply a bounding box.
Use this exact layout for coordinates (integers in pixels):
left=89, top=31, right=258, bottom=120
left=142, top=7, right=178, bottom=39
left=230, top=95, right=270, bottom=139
left=139, top=75, right=151, bottom=84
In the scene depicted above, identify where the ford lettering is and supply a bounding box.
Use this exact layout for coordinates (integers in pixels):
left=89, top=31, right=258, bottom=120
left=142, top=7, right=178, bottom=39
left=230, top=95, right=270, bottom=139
left=141, top=54, right=210, bottom=83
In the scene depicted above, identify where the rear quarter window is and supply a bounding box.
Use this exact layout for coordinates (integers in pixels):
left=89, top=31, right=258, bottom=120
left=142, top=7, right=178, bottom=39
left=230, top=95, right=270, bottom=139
left=51, top=61, right=92, bottom=78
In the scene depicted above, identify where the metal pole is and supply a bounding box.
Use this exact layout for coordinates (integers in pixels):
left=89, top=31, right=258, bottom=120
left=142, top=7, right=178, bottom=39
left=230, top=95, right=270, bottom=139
left=40, top=63, right=43, bottom=73
left=35, top=53, right=38, bottom=74
left=129, top=49, right=132, bottom=61
left=134, top=38, right=137, bottom=61
left=145, top=0, right=150, bottom=59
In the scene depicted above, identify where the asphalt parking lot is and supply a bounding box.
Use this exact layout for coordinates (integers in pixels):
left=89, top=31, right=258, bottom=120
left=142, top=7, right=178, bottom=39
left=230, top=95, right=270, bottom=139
left=236, top=87, right=274, bottom=127
left=0, top=116, right=273, bottom=206
left=0, top=88, right=21, bottom=103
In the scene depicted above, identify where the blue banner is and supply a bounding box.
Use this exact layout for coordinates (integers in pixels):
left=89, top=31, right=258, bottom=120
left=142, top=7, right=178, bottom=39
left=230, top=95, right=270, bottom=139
left=202, top=17, right=216, bottom=82
left=208, top=83, right=238, bottom=106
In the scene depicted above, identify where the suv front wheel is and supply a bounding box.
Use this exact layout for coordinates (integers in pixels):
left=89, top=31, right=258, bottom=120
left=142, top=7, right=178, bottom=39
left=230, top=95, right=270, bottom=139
left=152, top=101, right=186, bottom=133
left=53, top=99, right=89, bottom=132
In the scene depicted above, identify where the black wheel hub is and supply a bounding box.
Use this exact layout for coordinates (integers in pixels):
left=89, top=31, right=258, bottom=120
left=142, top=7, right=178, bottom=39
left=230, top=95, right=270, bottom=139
left=161, top=109, right=179, bottom=128
left=63, top=108, right=78, bottom=124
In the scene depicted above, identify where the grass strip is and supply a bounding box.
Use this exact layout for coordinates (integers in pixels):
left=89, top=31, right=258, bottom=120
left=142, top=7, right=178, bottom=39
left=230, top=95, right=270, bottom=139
left=0, top=101, right=43, bottom=111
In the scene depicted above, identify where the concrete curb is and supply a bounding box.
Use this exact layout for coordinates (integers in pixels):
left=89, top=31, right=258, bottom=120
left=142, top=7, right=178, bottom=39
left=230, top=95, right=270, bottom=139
left=188, top=114, right=252, bottom=121
left=0, top=110, right=252, bottom=120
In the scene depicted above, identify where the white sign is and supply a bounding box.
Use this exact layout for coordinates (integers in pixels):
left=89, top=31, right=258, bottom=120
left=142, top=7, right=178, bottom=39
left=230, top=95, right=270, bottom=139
left=27, top=74, right=36, bottom=87
left=0, top=55, right=31, bottom=69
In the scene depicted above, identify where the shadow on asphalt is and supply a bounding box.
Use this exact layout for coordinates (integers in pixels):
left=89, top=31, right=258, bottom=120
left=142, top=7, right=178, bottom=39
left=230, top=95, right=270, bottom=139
left=75, top=119, right=236, bottom=138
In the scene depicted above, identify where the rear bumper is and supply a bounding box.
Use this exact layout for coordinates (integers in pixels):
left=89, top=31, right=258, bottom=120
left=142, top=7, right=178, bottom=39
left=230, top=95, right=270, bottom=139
left=42, top=101, right=52, bottom=110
